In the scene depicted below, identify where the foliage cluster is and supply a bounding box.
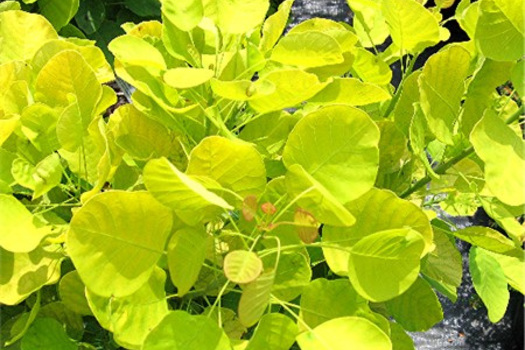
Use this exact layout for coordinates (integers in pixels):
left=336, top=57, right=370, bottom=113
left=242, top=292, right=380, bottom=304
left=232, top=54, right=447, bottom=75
left=0, top=0, right=524, bottom=349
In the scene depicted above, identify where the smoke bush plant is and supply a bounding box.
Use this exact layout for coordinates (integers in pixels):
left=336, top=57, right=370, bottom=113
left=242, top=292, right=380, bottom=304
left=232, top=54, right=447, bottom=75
left=0, top=0, right=524, bottom=348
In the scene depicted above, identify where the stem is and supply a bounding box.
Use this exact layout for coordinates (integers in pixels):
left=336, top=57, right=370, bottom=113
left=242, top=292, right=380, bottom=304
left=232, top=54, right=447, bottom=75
left=400, top=104, right=524, bottom=199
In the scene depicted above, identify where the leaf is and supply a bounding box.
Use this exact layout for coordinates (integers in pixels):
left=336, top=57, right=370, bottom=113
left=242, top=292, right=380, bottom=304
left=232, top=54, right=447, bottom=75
left=382, top=0, right=440, bottom=53
left=238, top=270, right=275, bottom=327
left=389, top=321, right=415, bottom=350
left=246, top=313, right=298, bottom=350
left=296, top=316, right=391, bottom=350
left=205, top=307, right=247, bottom=340
left=285, top=164, right=356, bottom=226
left=224, top=250, right=263, bottom=284
left=271, top=31, right=344, bottom=68
left=421, top=226, right=462, bottom=301
left=113, top=104, right=173, bottom=160
left=511, top=59, right=524, bottom=98
left=294, top=208, right=319, bottom=244
left=347, top=228, right=426, bottom=302
left=164, top=67, right=215, bottom=89
left=346, top=0, right=389, bottom=48
left=248, top=69, right=327, bottom=113
left=470, top=110, right=525, bottom=206
left=310, top=78, right=391, bottom=106
left=39, top=0, right=79, bottom=30
left=204, top=0, right=269, bottom=34
left=143, top=157, right=233, bottom=226
left=323, top=188, right=434, bottom=276
left=283, top=105, right=380, bottom=205
left=0, top=1, right=21, bottom=11
left=460, top=59, right=514, bottom=136
left=35, top=50, right=102, bottom=128
left=37, top=302, right=84, bottom=340
left=300, top=278, right=369, bottom=328
left=260, top=0, right=294, bottom=52
left=33, top=153, right=63, bottom=199
left=109, top=35, right=167, bottom=70
left=418, top=45, right=471, bottom=144
left=168, top=227, right=210, bottom=296
left=469, top=247, right=510, bottom=322
left=74, top=0, right=105, bottom=34
left=0, top=245, right=62, bottom=305
left=385, top=278, right=443, bottom=331
left=67, top=191, right=173, bottom=298
left=124, top=0, right=161, bottom=17
left=161, top=0, right=202, bottom=32
left=20, top=318, right=76, bottom=350
left=58, top=271, right=92, bottom=316
left=0, top=11, right=58, bottom=64
left=263, top=251, right=312, bottom=301
left=484, top=250, right=525, bottom=294
left=187, top=136, right=267, bottom=197
left=451, top=226, right=520, bottom=255
left=86, top=267, right=169, bottom=349
left=21, top=103, right=60, bottom=154
left=142, top=311, right=231, bottom=350
left=0, top=194, right=52, bottom=253
left=475, top=0, right=524, bottom=61
left=480, top=197, right=525, bottom=244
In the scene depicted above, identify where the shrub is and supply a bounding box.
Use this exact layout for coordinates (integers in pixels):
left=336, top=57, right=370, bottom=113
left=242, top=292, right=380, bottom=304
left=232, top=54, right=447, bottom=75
left=0, top=0, right=523, bottom=349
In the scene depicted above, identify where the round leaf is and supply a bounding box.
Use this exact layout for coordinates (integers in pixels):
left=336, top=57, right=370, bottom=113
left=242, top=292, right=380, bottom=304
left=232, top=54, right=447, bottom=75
left=67, top=191, right=173, bottom=298
left=187, top=136, right=267, bottom=198
left=246, top=313, right=298, bottom=350
left=323, top=188, right=434, bottom=275
left=0, top=11, right=58, bottom=64
left=347, top=228, right=425, bottom=302
left=282, top=105, right=380, bottom=205
left=296, top=316, right=391, bottom=350
left=21, top=318, right=76, bottom=350
left=142, top=311, right=231, bottom=350
left=224, top=250, right=263, bottom=284
left=0, top=194, right=52, bottom=252
left=86, top=267, right=169, bottom=349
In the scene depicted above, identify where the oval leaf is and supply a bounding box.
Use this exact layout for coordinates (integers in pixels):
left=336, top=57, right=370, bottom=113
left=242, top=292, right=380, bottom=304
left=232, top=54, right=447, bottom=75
left=224, top=250, right=263, bottom=284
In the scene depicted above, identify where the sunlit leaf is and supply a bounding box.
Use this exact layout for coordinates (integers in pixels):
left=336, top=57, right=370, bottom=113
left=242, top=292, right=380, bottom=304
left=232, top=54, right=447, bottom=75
left=168, top=227, right=210, bottom=296
left=162, top=0, right=203, bottom=31
left=246, top=313, right=298, bottom=350
left=451, top=226, right=520, bottom=255
left=323, top=188, right=434, bottom=276
left=418, top=45, right=470, bottom=144
left=475, top=0, right=524, bottom=61
left=260, top=0, right=294, bottom=52
left=164, top=68, right=215, bottom=89
left=296, top=316, right=391, bottom=350
left=224, top=250, right=263, bottom=284
left=0, top=245, right=62, bottom=305
left=204, top=0, right=269, bottom=34
left=0, top=194, right=52, bottom=253
left=283, top=105, right=380, bottom=205
left=143, top=157, right=233, bottom=225
left=470, top=110, right=525, bottom=206
left=187, top=136, right=267, bottom=197
left=310, top=78, right=391, bottom=106
left=86, top=267, right=169, bottom=349
left=0, top=11, right=58, bottom=64
left=347, top=228, right=425, bottom=302
left=469, top=247, right=510, bottom=322
left=109, top=35, right=167, bottom=70
left=238, top=270, right=275, bottom=327
left=142, top=311, right=231, bottom=350
left=382, top=0, right=440, bottom=53
left=271, top=31, right=344, bottom=68
left=67, top=191, right=173, bottom=298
